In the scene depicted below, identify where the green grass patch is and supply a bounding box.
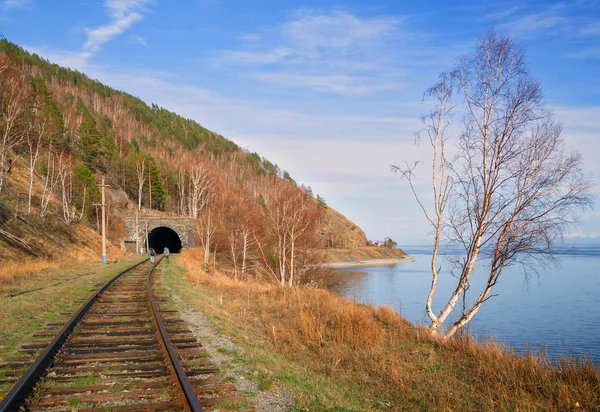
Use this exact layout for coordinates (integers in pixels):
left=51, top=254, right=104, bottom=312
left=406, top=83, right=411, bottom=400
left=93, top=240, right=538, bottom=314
left=217, top=347, right=238, bottom=356
left=108, top=384, right=127, bottom=393
left=73, top=374, right=99, bottom=386
left=258, top=380, right=273, bottom=391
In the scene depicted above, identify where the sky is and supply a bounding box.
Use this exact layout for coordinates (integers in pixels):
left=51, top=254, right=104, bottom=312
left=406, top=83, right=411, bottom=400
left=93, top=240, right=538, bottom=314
left=1, top=0, right=599, bottom=244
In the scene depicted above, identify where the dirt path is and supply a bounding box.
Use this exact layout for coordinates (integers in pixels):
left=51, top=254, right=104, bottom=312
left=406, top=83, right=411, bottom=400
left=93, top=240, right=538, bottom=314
left=172, top=293, right=296, bottom=411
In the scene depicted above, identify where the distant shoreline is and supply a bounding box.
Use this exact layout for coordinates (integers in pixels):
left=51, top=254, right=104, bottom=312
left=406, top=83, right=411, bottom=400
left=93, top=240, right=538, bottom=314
left=323, top=257, right=414, bottom=269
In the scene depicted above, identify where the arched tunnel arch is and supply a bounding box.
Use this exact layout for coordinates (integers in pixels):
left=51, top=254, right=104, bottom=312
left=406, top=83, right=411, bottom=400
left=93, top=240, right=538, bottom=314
left=148, top=226, right=182, bottom=254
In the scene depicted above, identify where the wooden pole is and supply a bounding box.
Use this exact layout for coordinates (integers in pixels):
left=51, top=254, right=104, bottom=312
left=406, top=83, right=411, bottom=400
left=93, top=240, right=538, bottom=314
left=100, top=175, right=108, bottom=264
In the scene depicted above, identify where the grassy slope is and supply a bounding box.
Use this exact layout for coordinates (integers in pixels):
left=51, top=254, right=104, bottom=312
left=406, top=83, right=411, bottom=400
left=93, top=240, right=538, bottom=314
left=322, top=246, right=408, bottom=263
left=0, top=255, right=145, bottom=398
left=166, top=249, right=600, bottom=411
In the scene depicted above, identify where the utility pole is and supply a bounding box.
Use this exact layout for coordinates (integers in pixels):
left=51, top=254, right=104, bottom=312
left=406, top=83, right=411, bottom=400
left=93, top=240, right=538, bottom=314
left=99, top=175, right=110, bottom=265
left=145, top=221, right=149, bottom=254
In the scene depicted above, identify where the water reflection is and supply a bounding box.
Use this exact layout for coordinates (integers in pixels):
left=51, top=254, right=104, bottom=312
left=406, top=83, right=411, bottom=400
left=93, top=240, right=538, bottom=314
left=326, top=253, right=600, bottom=363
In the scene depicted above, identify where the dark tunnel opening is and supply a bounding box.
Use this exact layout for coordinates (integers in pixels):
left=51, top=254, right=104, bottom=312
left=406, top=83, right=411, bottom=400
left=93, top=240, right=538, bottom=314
left=148, top=226, right=182, bottom=254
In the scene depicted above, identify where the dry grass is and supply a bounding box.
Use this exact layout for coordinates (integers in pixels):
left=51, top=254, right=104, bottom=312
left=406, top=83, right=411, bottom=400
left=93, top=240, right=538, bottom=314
left=0, top=243, right=126, bottom=285
left=320, top=246, right=408, bottom=263
left=177, top=249, right=600, bottom=411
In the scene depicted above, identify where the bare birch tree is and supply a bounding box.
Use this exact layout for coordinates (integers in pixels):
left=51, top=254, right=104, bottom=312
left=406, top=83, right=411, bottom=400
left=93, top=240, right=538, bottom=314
left=188, top=163, right=214, bottom=218
left=225, top=193, right=259, bottom=280
left=196, top=204, right=218, bottom=268
left=0, top=69, right=30, bottom=193
left=26, top=111, right=47, bottom=214
left=39, top=146, right=61, bottom=217
left=257, top=182, right=322, bottom=286
left=57, top=154, right=76, bottom=225
left=395, top=29, right=593, bottom=340
left=177, top=166, right=187, bottom=215
left=135, top=157, right=145, bottom=210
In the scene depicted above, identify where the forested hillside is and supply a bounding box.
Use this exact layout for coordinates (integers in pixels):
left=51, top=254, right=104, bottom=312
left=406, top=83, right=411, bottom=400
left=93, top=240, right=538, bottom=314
left=0, top=41, right=368, bottom=283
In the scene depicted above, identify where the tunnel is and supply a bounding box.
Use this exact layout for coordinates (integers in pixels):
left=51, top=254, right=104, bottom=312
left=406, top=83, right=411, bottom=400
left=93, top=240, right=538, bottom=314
left=148, top=226, right=182, bottom=254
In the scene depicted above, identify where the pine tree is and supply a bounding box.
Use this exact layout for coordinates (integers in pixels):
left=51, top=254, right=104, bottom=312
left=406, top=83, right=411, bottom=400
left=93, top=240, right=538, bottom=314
left=78, top=113, right=104, bottom=172
left=146, top=156, right=165, bottom=210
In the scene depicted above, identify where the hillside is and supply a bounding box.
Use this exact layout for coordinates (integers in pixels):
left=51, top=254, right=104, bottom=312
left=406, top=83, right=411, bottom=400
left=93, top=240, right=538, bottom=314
left=0, top=40, right=380, bottom=280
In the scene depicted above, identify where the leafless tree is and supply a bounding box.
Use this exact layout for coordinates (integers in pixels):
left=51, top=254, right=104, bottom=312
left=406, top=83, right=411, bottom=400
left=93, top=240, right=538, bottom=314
left=0, top=68, right=30, bottom=193
left=135, top=157, right=145, bottom=210
left=57, top=154, right=76, bottom=225
left=39, top=146, right=61, bottom=218
left=188, top=163, right=214, bottom=218
left=177, top=166, right=187, bottom=215
left=26, top=110, right=48, bottom=214
left=196, top=204, right=219, bottom=268
left=257, top=182, right=322, bottom=286
left=395, top=29, right=593, bottom=340
left=225, top=193, right=259, bottom=280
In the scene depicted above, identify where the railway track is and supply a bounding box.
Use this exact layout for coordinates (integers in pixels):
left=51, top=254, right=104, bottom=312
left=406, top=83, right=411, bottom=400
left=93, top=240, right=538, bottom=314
left=0, top=258, right=244, bottom=411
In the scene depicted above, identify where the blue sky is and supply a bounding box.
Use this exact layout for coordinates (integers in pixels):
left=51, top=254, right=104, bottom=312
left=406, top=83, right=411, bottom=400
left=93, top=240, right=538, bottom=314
left=1, top=0, right=599, bottom=244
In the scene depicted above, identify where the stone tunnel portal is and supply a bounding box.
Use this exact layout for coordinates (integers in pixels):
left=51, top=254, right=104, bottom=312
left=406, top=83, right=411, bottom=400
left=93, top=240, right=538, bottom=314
left=148, top=226, right=182, bottom=254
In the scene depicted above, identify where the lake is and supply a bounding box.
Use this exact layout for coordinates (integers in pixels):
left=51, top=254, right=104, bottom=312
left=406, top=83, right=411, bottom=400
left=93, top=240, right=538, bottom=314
left=326, top=245, right=600, bottom=363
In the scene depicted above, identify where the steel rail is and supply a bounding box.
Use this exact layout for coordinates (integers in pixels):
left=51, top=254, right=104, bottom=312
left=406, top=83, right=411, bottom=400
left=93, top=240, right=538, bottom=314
left=0, top=258, right=150, bottom=411
left=148, top=256, right=204, bottom=412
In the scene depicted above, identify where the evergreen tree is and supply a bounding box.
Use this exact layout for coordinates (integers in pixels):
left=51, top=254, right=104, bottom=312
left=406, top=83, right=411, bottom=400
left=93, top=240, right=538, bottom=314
left=74, top=163, right=99, bottom=220
left=78, top=113, right=104, bottom=172
left=30, top=76, right=67, bottom=150
left=146, top=156, right=165, bottom=210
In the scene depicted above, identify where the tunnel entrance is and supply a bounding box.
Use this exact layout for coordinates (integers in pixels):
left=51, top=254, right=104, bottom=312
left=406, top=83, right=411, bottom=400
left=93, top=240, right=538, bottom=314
left=148, top=226, right=182, bottom=254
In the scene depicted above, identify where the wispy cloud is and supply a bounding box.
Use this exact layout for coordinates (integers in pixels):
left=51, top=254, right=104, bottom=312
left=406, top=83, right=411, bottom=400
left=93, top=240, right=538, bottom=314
left=2, top=0, right=30, bottom=9
left=566, top=46, right=600, bottom=59
left=84, top=0, right=151, bottom=52
left=22, top=1, right=151, bottom=70
left=500, top=1, right=600, bottom=39
left=215, top=48, right=293, bottom=66
left=480, top=6, right=520, bottom=21
left=282, top=10, right=401, bottom=56
left=212, top=9, right=410, bottom=95
left=501, top=6, right=568, bottom=37
left=30, top=1, right=152, bottom=70
left=251, top=72, right=396, bottom=95
left=197, top=0, right=221, bottom=6
left=129, top=34, right=148, bottom=47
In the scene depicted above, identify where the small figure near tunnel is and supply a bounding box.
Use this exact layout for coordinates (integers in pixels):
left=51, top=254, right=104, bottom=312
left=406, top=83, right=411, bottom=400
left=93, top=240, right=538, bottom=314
left=148, top=226, right=182, bottom=254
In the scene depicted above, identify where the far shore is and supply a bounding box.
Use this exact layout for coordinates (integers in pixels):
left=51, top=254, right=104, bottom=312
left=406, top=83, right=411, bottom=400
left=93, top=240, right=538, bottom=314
left=323, top=256, right=414, bottom=269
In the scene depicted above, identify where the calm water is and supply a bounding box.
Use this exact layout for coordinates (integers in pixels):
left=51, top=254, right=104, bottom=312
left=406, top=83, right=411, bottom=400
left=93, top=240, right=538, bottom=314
left=326, top=245, right=600, bottom=362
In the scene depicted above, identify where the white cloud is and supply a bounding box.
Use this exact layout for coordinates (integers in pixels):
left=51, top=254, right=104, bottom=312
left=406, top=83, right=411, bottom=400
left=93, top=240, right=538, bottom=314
left=500, top=2, right=600, bottom=41
left=282, top=10, right=401, bottom=55
left=30, top=1, right=152, bottom=69
left=553, top=106, right=600, bottom=130
left=251, top=72, right=397, bottom=95
left=212, top=9, right=410, bottom=95
left=215, top=48, right=293, bottom=66
left=84, top=0, right=150, bottom=52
